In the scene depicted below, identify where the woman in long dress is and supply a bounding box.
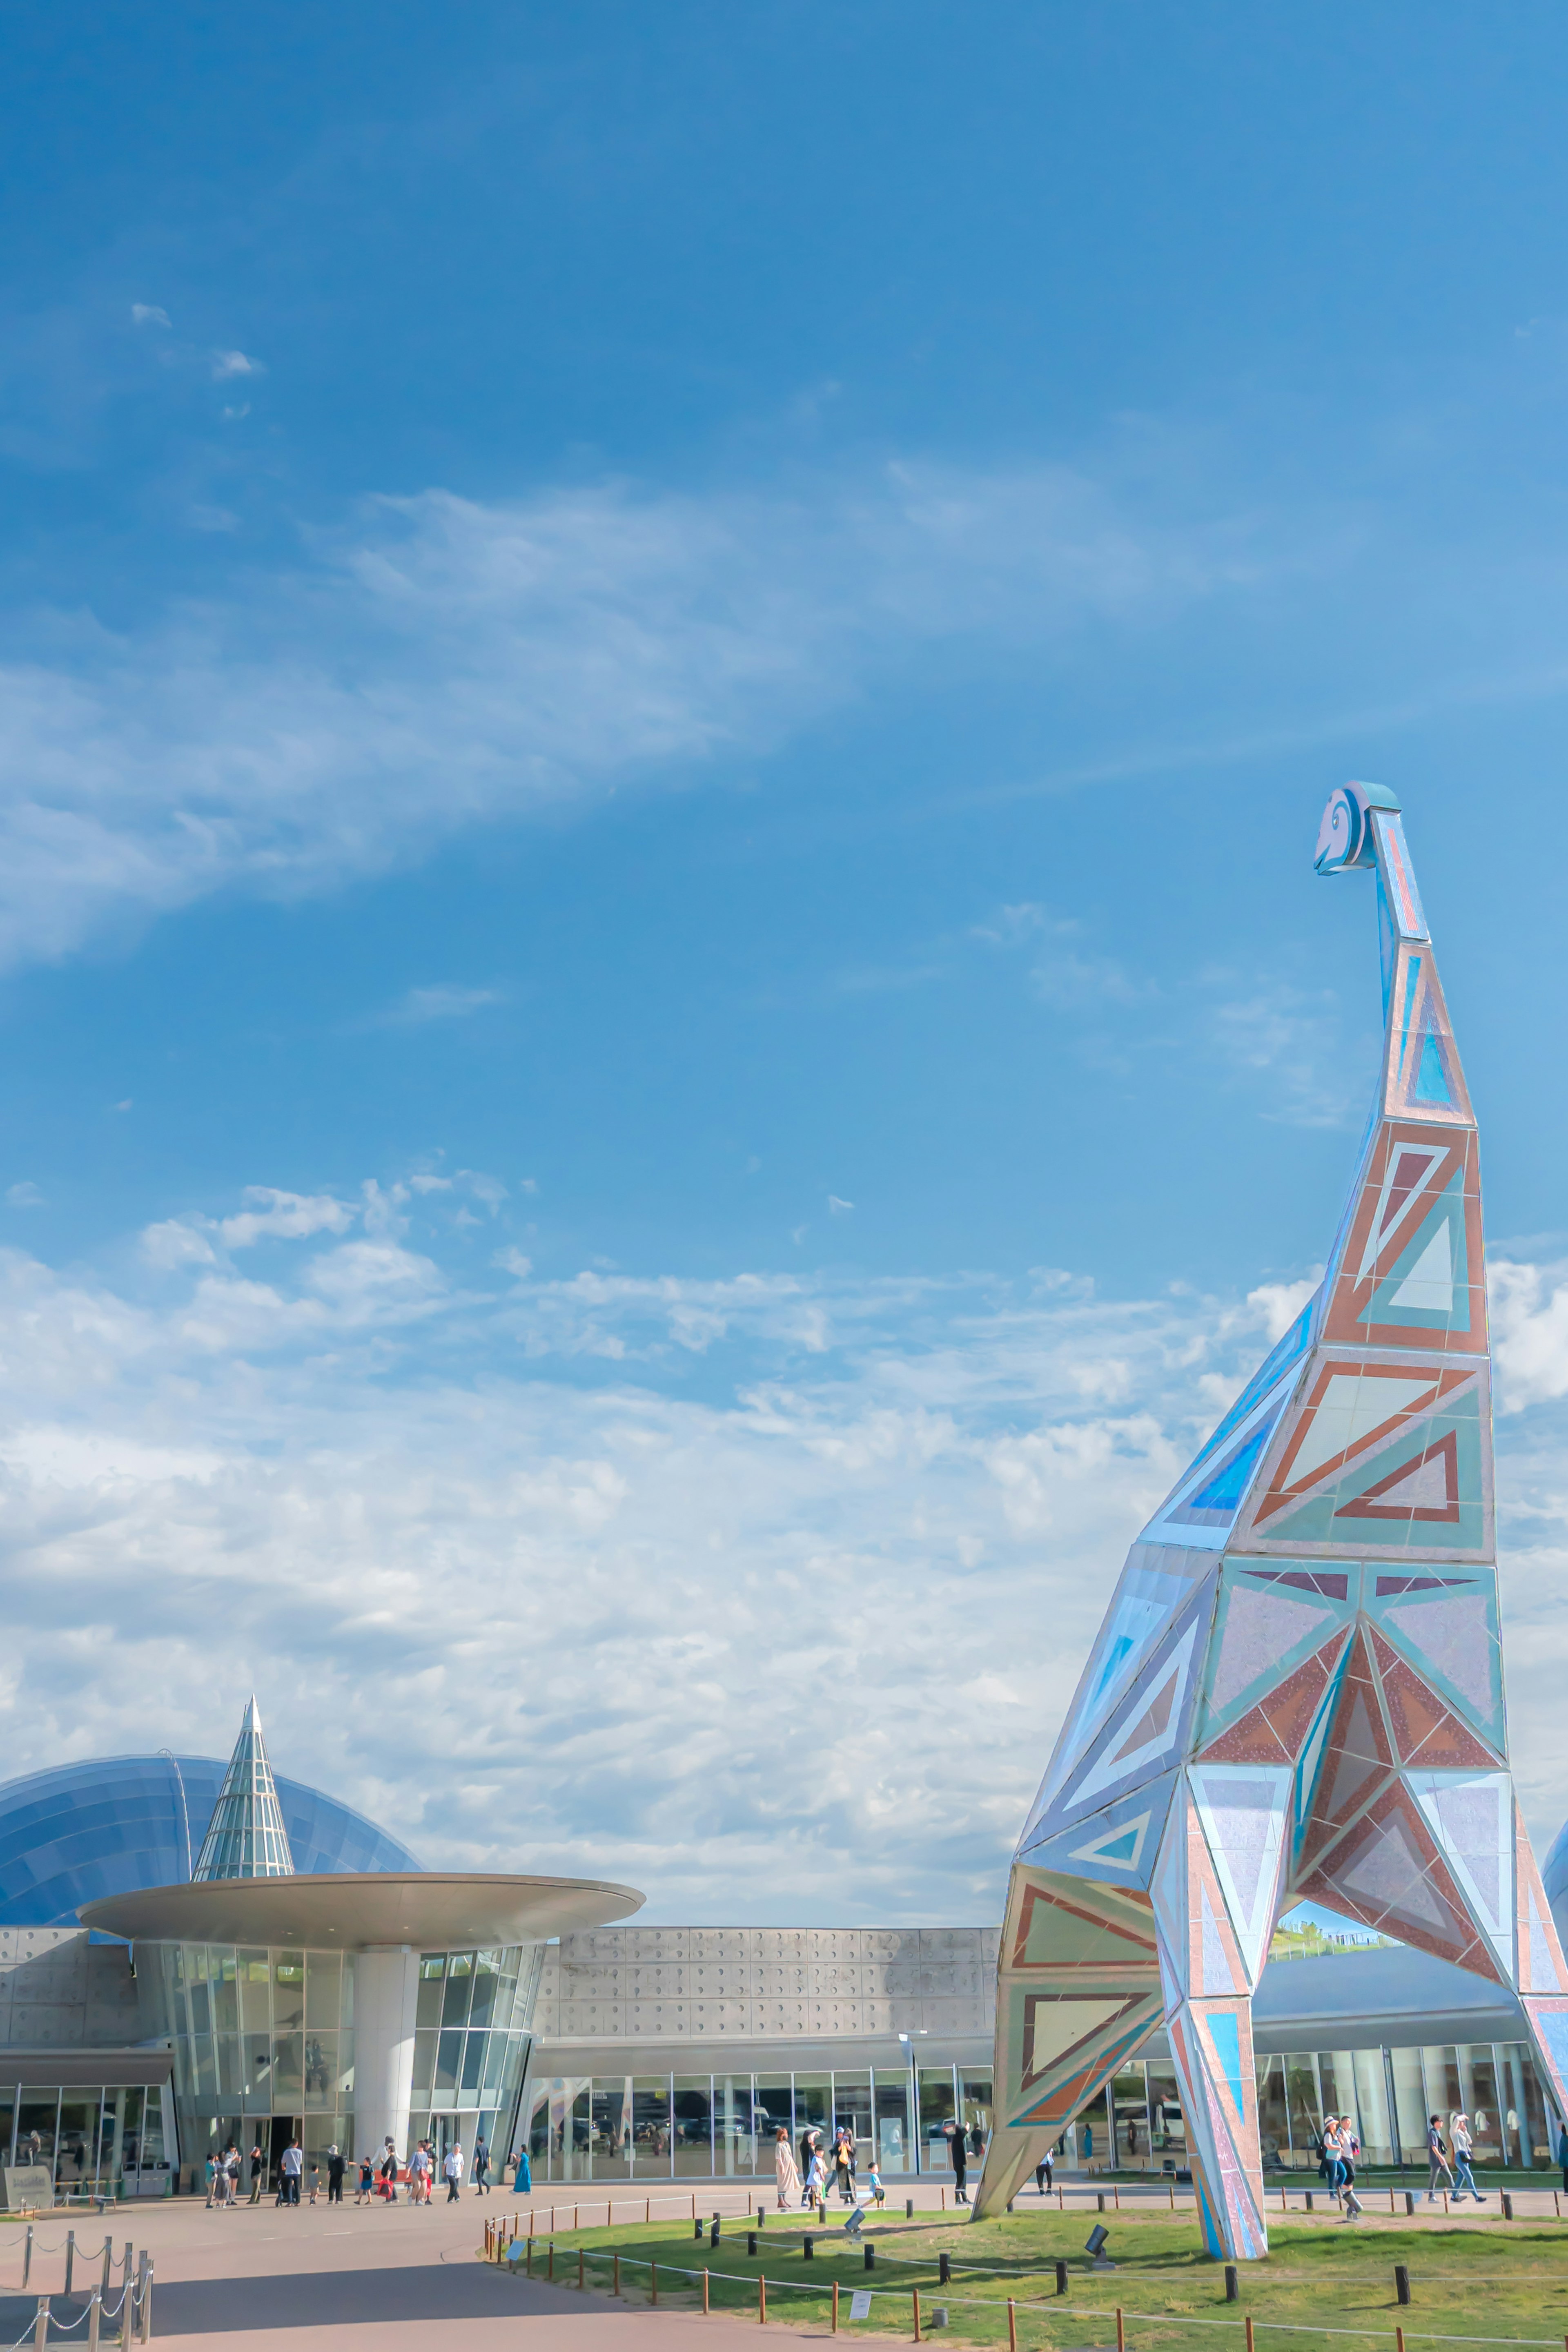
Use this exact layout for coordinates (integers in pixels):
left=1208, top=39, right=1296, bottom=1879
left=774, top=2127, right=801, bottom=2212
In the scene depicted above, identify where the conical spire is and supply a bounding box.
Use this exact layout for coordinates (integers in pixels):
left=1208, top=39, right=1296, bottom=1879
left=192, top=1697, right=295, bottom=1881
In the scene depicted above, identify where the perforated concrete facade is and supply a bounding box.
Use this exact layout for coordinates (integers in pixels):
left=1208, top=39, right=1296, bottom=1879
left=534, top=1925, right=1002, bottom=2046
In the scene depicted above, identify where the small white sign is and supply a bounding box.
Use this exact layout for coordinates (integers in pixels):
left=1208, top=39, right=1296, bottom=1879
left=850, top=2292, right=873, bottom=2321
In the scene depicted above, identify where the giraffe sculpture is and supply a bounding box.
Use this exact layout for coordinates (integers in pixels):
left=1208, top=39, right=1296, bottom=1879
left=972, top=783, right=1568, bottom=2256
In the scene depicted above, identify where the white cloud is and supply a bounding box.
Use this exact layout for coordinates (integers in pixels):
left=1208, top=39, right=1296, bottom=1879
left=828, top=1195, right=855, bottom=1215
left=6, top=1184, right=1563, bottom=1915
left=5, top=1183, right=44, bottom=1208
left=1491, top=1256, right=1568, bottom=1409
left=210, top=349, right=262, bottom=380
left=381, top=983, right=503, bottom=1025
left=0, top=460, right=1287, bottom=975
left=218, top=1187, right=356, bottom=1249
left=130, top=305, right=170, bottom=329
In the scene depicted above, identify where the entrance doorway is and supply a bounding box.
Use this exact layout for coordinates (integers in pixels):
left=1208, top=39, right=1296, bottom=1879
left=269, top=2116, right=303, bottom=2196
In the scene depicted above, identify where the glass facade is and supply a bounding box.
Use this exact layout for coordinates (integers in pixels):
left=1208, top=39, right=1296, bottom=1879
left=0, top=1755, right=422, bottom=1927
left=1031, top=2043, right=1558, bottom=2174
left=406, top=1944, right=541, bottom=2165
left=146, top=1938, right=538, bottom=2184
left=519, top=2038, right=1562, bottom=2182
left=524, top=2062, right=990, bottom=2180
left=0, top=2078, right=175, bottom=2198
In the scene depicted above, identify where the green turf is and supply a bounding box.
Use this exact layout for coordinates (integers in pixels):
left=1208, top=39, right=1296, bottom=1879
left=489, top=2205, right=1568, bottom=2352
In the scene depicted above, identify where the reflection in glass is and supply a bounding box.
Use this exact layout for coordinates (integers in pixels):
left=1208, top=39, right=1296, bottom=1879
left=306, top=1951, right=341, bottom=2029
left=273, top=1959, right=305, bottom=2031
left=872, top=2073, right=908, bottom=2173
left=238, top=1952, right=270, bottom=2034
left=417, top=1955, right=445, bottom=2030
left=272, top=2033, right=303, bottom=2104
left=443, top=1954, right=475, bottom=2030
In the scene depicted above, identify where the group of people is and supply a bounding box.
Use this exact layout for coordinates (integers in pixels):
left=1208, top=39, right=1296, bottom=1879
left=362, top=2133, right=492, bottom=2202
left=203, top=2134, right=496, bottom=2208
left=771, top=2123, right=887, bottom=2211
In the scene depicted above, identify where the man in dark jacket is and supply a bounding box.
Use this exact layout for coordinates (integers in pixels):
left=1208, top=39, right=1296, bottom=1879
left=326, top=2147, right=346, bottom=2204
left=944, top=2119, right=968, bottom=2205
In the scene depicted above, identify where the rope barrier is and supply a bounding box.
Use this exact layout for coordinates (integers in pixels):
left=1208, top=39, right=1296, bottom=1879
left=493, top=2244, right=1568, bottom=2349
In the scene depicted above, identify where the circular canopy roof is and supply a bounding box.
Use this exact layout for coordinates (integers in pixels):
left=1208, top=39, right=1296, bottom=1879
left=80, top=1871, right=642, bottom=1951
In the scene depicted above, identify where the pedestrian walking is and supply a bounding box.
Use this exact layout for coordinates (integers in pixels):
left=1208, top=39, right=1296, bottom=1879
left=867, top=2160, right=886, bottom=2207
left=308, top=2159, right=321, bottom=2206
left=474, top=2134, right=491, bottom=2194
left=833, top=2126, right=855, bottom=2205
left=327, top=2146, right=346, bottom=2205
left=380, top=2138, right=399, bottom=2203
left=1035, top=2149, right=1054, bottom=2196
left=804, top=2145, right=826, bottom=2207
left=773, top=2125, right=801, bottom=2211
left=1450, top=2113, right=1488, bottom=2203
left=1426, top=2114, right=1454, bottom=2200
left=280, top=2138, right=304, bottom=2206
left=444, top=2141, right=465, bottom=2202
left=944, top=2118, right=969, bottom=2206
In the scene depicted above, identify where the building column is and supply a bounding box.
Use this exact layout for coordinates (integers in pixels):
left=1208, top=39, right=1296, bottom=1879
left=354, top=1946, right=420, bottom=2159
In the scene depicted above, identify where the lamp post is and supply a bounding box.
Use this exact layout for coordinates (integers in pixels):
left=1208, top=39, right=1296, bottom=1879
left=897, top=2032, right=927, bottom=2181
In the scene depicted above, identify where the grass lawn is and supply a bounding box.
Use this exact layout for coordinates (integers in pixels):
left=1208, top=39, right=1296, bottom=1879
left=493, top=2205, right=1568, bottom=2352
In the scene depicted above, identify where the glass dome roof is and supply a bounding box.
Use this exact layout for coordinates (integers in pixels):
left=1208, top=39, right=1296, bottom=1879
left=0, top=1753, right=422, bottom=1926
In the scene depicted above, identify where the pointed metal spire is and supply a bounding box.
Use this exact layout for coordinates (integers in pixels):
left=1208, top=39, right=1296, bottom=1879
left=192, top=1696, right=296, bottom=1881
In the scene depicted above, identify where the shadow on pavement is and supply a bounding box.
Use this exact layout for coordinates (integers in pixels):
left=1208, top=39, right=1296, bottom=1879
left=0, top=2265, right=590, bottom=2336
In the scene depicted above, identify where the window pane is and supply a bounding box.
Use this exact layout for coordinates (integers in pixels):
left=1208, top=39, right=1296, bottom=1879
left=754, top=2076, right=792, bottom=2155
left=1389, top=2047, right=1425, bottom=2165
left=469, top=1952, right=501, bottom=2031
left=443, top=1954, right=475, bottom=2030
left=1352, top=2050, right=1394, bottom=2165
left=631, top=2077, right=671, bottom=2176
left=591, top=2078, right=634, bottom=2177
left=673, top=2076, right=712, bottom=2176
left=56, top=2098, right=96, bottom=2191
left=273, top=1958, right=305, bottom=2031
left=716, top=2074, right=755, bottom=2177
left=412, top=2030, right=437, bottom=2100
left=461, top=2033, right=486, bottom=2094
left=872, top=2073, right=909, bottom=2175
left=916, top=2068, right=953, bottom=2174
left=272, top=2033, right=304, bottom=2106
left=416, top=1956, right=445, bottom=2031
left=305, top=2031, right=336, bottom=2109
left=1457, top=2045, right=1504, bottom=2163
left=1111, top=2063, right=1152, bottom=2171
left=212, top=1954, right=239, bottom=2034
left=436, top=2030, right=462, bottom=2094
left=238, top=1952, right=270, bottom=2034
left=306, top=1952, right=342, bottom=2030
left=1282, top=2056, right=1322, bottom=2166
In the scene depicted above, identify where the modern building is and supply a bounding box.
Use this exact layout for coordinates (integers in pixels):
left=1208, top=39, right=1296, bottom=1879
left=0, top=1698, right=1564, bottom=2201
left=0, top=1703, right=641, bottom=2198
left=517, top=1923, right=1565, bottom=2185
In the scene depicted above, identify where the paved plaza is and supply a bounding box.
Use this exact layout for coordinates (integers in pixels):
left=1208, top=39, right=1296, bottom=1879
left=0, top=2191, right=821, bottom=2351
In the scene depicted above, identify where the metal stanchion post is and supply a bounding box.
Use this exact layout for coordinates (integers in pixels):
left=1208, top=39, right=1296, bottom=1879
left=705, top=2271, right=711, bottom=2317
left=65, top=2234, right=75, bottom=2298
left=136, top=2253, right=149, bottom=2346
left=87, top=2288, right=101, bottom=2352
left=140, top=2262, right=152, bottom=2346
left=23, top=2224, right=32, bottom=2289
left=1007, top=2298, right=1016, bottom=2352
left=758, top=2274, right=766, bottom=2325
left=1116, top=2311, right=1125, bottom=2352
left=32, top=2296, right=49, bottom=2349
left=101, top=2241, right=112, bottom=2298
left=912, top=2286, right=921, bottom=2343
left=119, top=2279, right=132, bottom=2352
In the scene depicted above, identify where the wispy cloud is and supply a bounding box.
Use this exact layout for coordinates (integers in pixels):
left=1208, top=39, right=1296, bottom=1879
left=209, top=348, right=263, bottom=380
left=0, top=459, right=1292, bottom=975
left=379, top=983, right=504, bottom=1025
left=130, top=305, right=171, bottom=329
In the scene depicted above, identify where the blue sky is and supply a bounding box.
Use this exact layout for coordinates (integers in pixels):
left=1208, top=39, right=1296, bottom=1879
left=4, top=2, right=1568, bottom=1920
